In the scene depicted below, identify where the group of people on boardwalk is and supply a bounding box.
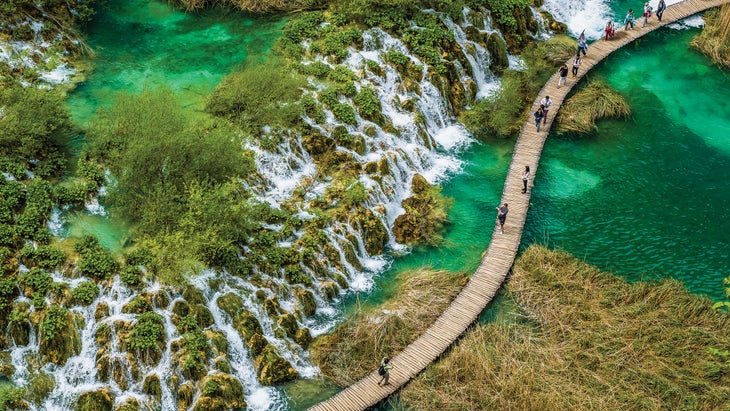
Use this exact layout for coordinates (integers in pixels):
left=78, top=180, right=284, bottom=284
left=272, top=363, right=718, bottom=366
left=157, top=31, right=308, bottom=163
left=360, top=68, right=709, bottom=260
left=624, top=0, right=666, bottom=30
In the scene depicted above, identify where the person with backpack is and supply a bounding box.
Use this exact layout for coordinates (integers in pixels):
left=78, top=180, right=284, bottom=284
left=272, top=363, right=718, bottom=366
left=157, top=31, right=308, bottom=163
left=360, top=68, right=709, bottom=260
left=377, top=357, right=394, bottom=386
left=496, top=203, right=509, bottom=234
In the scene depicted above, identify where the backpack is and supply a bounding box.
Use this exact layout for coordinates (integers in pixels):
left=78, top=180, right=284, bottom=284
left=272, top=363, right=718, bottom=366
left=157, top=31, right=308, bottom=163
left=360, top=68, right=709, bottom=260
left=378, top=365, right=386, bottom=376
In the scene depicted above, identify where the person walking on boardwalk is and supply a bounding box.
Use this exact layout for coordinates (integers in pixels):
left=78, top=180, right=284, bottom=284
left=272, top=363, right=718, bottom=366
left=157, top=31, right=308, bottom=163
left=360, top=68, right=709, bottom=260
left=540, top=96, right=552, bottom=125
left=605, top=20, right=615, bottom=40
left=521, top=166, right=530, bottom=194
left=377, top=357, right=393, bottom=386
left=577, top=30, right=588, bottom=56
left=625, top=9, right=635, bottom=30
left=656, top=0, right=666, bottom=21
left=642, top=2, right=652, bottom=27
left=558, top=64, right=569, bottom=88
left=571, top=54, right=582, bottom=78
left=496, top=203, right=509, bottom=234
left=534, top=105, right=545, bottom=132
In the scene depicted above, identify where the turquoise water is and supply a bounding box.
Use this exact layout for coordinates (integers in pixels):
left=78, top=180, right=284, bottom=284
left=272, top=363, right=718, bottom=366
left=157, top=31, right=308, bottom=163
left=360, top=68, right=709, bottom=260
left=524, top=28, right=730, bottom=300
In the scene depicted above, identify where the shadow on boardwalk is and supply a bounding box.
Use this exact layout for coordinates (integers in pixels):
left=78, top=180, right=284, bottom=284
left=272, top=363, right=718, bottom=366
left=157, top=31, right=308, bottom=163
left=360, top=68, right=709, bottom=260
left=309, top=1, right=728, bottom=409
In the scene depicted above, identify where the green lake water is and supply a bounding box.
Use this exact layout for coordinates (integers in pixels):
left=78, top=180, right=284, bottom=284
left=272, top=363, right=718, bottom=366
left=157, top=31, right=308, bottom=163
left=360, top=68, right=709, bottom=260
left=61, top=1, right=730, bottom=407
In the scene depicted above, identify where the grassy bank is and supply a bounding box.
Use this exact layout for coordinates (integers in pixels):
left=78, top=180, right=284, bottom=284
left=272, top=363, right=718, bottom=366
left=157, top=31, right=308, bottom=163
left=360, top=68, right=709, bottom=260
left=691, top=5, right=730, bottom=69
left=310, top=269, right=467, bottom=386
left=396, top=245, right=730, bottom=410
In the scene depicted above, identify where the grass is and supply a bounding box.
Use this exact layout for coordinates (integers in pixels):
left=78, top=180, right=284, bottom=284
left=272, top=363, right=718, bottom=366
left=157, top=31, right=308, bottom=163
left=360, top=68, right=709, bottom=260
left=309, top=268, right=467, bottom=386
left=396, top=245, right=730, bottom=410
left=555, top=80, right=631, bottom=134
left=691, top=5, right=730, bottom=69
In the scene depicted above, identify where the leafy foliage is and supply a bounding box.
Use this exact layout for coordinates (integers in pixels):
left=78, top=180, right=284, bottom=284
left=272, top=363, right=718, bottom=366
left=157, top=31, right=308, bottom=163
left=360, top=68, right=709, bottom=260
left=74, top=235, right=119, bottom=280
left=72, top=281, right=98, bottom=306
left=39, top=305, right=68, bottom=341
left=354, top=87, right=382, bottom=123
left=128, top=311, right=164, bottom=351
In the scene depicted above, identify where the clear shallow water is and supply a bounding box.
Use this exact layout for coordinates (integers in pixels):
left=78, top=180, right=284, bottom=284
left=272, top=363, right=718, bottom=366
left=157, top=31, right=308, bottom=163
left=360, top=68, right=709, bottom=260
left=524, top=28, right=730, bottom=300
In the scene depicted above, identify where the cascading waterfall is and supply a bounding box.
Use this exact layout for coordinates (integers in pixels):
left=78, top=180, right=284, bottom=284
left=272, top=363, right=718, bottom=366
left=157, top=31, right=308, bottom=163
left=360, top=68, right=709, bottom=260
left=7, top=6, right=505, bottom=410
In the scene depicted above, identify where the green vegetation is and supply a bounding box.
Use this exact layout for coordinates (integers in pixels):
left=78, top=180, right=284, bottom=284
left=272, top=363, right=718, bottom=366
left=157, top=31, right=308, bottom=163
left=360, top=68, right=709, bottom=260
left=555, top=80, right=631, bottom=134
left=310, top=268, right=466, bottom=386
left=74, top=235, right=119, bottom=280
left=207, top=59, right=306, bottom=132
left=692, top=4, right=730, bottom=69
left=462, top=35, right=575, bottom=139
left=72, top=281, right=99, bottom=305
left=395, top=246, right=730, bottom=409
left=39, top=305, right=81, bottom=365
left=0, top=386, right=27, bottom=410
left=392, top=174, right=452, bottom=247
left=127, top=311, right=165, bottom=351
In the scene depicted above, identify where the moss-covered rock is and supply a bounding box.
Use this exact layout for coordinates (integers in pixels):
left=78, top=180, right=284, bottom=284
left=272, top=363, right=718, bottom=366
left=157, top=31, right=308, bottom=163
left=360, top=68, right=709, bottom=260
left=183, top=284, right=206, bottom=305
left=293, top=287, right=317, bottom=317
left=294, top=327, right=313, bottom=349
left=486, top=33, right=509, bottom=75
left=319, top=281, right=339, bottom=301
left=142, top=374, right=162, bottom=402
left=392, top=174, right=452, bottom=247
left=192, top=373, right=246, bottom=411
left=114, top=398, right=139, bottom=411
left=248, top=333, right=268, bottom=357
left=357, top=209, right=388, bottom=255
left=39, top=306, right=81, bottom=366
left=95, top=302, right=110, bottom=320
left=263, top=296, right=281, bottom=317
left=233, top=310, right=263, bottom=341
left=216, top=293, right=244, bottom=318
left=277, top=313, right=299, bottom=339
left=176, top=382, right=195, bottom=411
left=75, top=388, right=114, bottom=411
left=121, top=295, right=152, bottom=314
left=25, top=371, right=55, bottom=405
left=206, top=329, right=229, bottom=356
left=192, top=304, right=214, bottom=329
left=171, top=299, right=190, bottom=317
left=8, top=301, right=31, bottom=346
left=254, top=345, right=298, bottom=385
left=539, top=10, right=567, bottom=34
left=0, top=352, right=14, bottom=377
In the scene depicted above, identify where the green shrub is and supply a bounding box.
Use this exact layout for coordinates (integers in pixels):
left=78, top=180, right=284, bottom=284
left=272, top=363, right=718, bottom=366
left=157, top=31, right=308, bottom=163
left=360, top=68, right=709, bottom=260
left=21, top=244, right=66, bottom=270
left=128, top=311, right=164, bottom=350
left=332, top=103, right=357, bottom=125
left=0, top=278, right=18, bottom=311
left=40, top=305, right=68, bottom=340
left=72, top=281, right=98, bottom=306
left=206, top=60, right=305, bottom=131
left=354, top=87, right=382, bottom=122
left=0, top=386, right=26, bottom=410
left=77, top=247, right=119, bottom=280
left=386, top=49, right=410, bottom=68
left=20, top=268, right=52, bottom=295
left=297, top=61, right=331, bottom=78
left=318, top=88, right=340, bottom=109
left=301, top=94, right=326, bottom=123
left=125, top=248, right=153, bottom=267
left=341, top=181, right=368, bottom=207
left=120, top=265, right=143, bottom=287
left=328, top=66, right=358, bottom=83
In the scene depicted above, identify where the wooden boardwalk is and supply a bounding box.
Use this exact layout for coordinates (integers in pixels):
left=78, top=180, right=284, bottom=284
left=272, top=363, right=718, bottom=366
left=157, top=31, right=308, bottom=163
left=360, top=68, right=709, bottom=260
left=309, top=1, right=727, bottom=409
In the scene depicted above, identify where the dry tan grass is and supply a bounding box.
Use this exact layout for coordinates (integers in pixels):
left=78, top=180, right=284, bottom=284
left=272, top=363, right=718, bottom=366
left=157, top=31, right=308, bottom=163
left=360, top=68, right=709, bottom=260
left=309, top=269, right=467, bottom=386
left=555, top=80, right=631, bottom=134
left=397, top=245, right=730, bottom=410
left=692, top=5, right=730, bottom=69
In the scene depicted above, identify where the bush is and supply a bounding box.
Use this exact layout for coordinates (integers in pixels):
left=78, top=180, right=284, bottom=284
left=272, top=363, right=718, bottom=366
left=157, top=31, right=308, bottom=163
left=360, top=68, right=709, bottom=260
left=206, top=60, right=305, bottom=131
left=354, top=87, right=382, bottom=123
left=332, top=103, right=357, bottom=125
left=120, top=265, right=143, bottom=287
left=20, top=268, right=53, bottom=295
left=39, top=305, right=67, bottom=340
left=72, top=281, right=98, bottom=306
left=77, top=247, right=119, bottom=280
left=128, top=311, right=164, bottom=351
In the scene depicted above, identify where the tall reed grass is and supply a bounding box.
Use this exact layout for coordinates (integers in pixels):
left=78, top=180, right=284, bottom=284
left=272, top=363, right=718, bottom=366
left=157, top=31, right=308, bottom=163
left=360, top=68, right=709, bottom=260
left=691, top=5, right=730, bottom=69
left=397, top=246, right=730, bottom=410
left=555, top=80, right=631, bottom=134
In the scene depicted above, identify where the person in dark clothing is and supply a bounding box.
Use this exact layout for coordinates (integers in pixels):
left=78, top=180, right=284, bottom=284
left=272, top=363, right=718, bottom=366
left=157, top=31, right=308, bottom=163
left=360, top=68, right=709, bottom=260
left=496, top=203, right=509, bottom=234
left=656, top=0, right=666, bottom=21
left=522, top=165, right=530, bottom=194
left=534, top=105, right=545, bottom=132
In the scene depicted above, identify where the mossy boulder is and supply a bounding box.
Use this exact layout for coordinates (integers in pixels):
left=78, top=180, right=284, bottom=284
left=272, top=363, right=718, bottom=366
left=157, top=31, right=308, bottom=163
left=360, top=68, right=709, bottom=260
left=183, top=284, right=206, bottom=305
left=263, top=296, right=281, bottom=317
left=192, top=373, right=246, bottom=411
left=206, top=330, right=229, bottom=356
left=393, top=174, right=451, bottom=246
left=39, top=306, right=81, bottom=366
left=192, top=304, right=214, bottom=329
left=539, top=10, right=567, bottom=33
left=294, top=327, right=313, bottom=349
left=75, top=388, right=114, bottom=411
left=302, top=132, right=333, bottom=156
left=293, top=287, right=317, bottom=317
left=95, top=302, right=110, bottom=320
left=248, top=333, right=268, bottom=357
left=25, top=371, right=55, bottom=405
left=357, top=209, right=388, bottom=255
left=115, top=398, right=139, bottom=411
left=319, top=281, right=339, bottom=301
left=171, top=299, right=190, bottom=317
left=233, top=310, right=263, bottom=341
left=216, top=293, right=244, bottom=318
left=142, top=374, right=162, bottom=402
left=8, top=301, right=31, bottom=346
left=254, top=345, right=299, bottom=385
left=277, top=313, right=299, bottom=339
left=176, top=382, right=195, bottom=411
left=486, top=33, right=509, bottom=75
left=0, top=352, right=14, bottom=377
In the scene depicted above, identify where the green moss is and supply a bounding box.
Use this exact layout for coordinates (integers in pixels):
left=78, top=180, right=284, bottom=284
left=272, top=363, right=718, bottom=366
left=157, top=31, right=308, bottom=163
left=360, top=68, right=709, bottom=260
left=127, top=311, right=164, bottom=351
left=0, top=386, right=28, bottom=411
left=233, top=310, right=263, bottom=341
left=192, top=373, right=246, bottom=411
left=72, top=281, right=99, bottom=306
left=75, top=388, right=114, bottom=411
left=142, top=374, right=162, bottom=402
left=121, top=296, right=152, bottom=314
left=39, top=305, right=81, bottom=365
left=25, top=371, right=55, bottom=405
left=120, top=266, right=143, bottom=287
left=293, top=287, right=317, bottom=317
left=216, top=293, right=244, bottom=318
left=277, top=313, right=299, bottom=339
left=254, top=345, right=299, bottom=385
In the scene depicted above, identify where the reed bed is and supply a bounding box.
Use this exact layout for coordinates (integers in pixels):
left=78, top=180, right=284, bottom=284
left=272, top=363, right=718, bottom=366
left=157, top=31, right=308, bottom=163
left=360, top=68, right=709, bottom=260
left=555, top=80, right=631, bottom=134
left=397, top=245, right=730, bottom=410
left=309, top=269, right=467, bottom=387
left=691, top=5, right=730, bottom=69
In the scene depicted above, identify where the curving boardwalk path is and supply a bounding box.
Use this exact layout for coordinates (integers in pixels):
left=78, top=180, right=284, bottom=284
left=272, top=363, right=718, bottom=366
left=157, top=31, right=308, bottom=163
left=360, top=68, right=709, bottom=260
left=309, top=1, right=727, bottom=409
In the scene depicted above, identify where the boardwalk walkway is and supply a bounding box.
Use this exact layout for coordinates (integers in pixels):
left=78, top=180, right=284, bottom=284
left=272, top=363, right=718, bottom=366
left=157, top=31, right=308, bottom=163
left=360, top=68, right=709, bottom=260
left=309, top=1, right=727, bottom=409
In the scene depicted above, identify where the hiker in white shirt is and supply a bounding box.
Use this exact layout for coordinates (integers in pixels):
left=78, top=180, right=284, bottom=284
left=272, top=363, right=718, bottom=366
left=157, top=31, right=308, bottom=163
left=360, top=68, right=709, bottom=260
left=539, top=96, right=552, bottom=125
